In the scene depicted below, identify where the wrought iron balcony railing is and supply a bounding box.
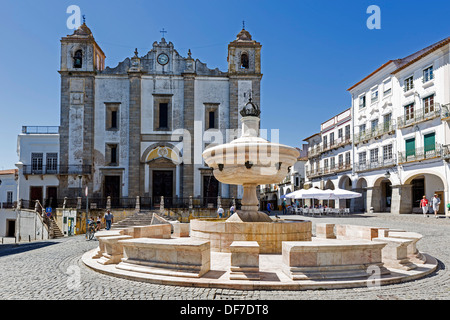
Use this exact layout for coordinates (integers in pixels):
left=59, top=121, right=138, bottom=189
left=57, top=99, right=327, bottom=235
left=354, top=156, right=396, bottom=172
left=22, top=165, right=92, bottom=175
left=353, top=122, right=395, bottom=144
left=397, top=104, right=441, bottom=129
left=398, top=144, right=442, bottom=164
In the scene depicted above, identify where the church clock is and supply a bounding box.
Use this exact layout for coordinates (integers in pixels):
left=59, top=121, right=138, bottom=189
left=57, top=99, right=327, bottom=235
left=157, top=53, right=169, bottom=65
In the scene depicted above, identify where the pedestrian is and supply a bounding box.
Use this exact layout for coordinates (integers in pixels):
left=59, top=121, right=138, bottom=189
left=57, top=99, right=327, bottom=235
left=230, top=204, right=235, bottom=216
left=104, top=209, right=114, bottom=230
left=420, top=195, right=429, bottom=217
left=432, top=194, right=441, bottom=219
left=96, top=215, right=102, bottom=231
left=267, top=202, right=272, bottom=215
left=217, top=206, right=224, bottom=218
left=282, top=199, right=287, bottom=215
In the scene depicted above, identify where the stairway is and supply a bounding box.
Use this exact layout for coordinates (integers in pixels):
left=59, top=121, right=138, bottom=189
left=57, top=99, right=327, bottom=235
left=49, top=219, right=64, bottom=238
left=111, top=211, right=179, bottom=229
left=111, top=211, right=157, bottom=229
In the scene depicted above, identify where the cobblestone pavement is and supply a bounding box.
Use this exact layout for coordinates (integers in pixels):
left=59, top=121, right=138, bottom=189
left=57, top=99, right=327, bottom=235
left=1, top=213, right=450, bottom=300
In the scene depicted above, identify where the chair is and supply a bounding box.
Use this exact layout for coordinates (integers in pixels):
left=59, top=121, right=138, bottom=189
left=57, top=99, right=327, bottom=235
left=344, top=208, right=350, bottom=216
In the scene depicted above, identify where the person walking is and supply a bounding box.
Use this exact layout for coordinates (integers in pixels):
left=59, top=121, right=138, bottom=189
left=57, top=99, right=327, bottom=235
left=96, top=216, right=102, bottom=231
left=104, top=209, right=114, bottom=230
left=229, top=204, right=235, bottom=217
left=420, top=195, right=429, bottom=217
left=432, top=194, right=441, bottom=219
left=217, top=206, right=224, bottom=218
left=282, top=199, right=287, bottom=215
left=266, top=202, right=272, bottom=215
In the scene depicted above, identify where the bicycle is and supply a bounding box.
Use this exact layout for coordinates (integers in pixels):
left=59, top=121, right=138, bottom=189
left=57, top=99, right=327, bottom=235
left=86, top=221, right=96, bottom=241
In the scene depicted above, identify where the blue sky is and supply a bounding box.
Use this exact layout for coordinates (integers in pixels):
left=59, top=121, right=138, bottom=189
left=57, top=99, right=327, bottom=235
left=1, top=0, right=449, bottom=170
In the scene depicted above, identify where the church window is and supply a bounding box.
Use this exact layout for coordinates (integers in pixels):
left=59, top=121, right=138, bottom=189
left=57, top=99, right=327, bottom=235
left=107, top=144, right=118, bottom=165
left=153, top=96, right=172, bottom=131
left=74, top=50, right=82, bottom=68
left=111, top=111, right=118, bottom=129
left=159, top=103, right=169, bottom=129
left=204, top=103, right=219, bottom=130
left=208, top=111, right=215, bottom=129
left=105, top=103, right=120, bottom=130
left=240, top=53, right=249, bottom=69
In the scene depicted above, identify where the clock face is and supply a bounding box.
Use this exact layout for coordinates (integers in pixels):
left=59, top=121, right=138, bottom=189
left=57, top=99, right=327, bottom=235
left=157, top=53, right=169, bottom=65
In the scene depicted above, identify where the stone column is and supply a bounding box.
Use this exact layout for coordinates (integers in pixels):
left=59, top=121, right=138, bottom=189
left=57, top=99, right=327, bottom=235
left=106, top=196, right=111, bottom=210
left=182, top=74, right=195, bottom=198
left=128, top=70, right=142, bottom=198
left=135, top=196, right=140, bottom=212
left=160, top=196, right=164, bottom=213
left=366, top=186, right=382, bottom=212
left=391, top=185, right=413, bottom=214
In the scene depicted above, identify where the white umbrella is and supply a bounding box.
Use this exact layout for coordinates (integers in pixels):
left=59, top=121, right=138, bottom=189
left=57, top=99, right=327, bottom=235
left=284, top=188, right=334, bottom=199
left=326, top=188, right=362, bottom=200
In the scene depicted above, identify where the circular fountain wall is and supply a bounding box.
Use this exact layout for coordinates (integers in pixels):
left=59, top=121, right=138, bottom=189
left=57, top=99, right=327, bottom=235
left=190, top=218, right=312, bottom=253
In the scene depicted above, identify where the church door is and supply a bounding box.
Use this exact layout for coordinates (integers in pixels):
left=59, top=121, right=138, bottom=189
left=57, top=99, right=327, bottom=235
left=203, top=175, right=219, bottom=207
left=152, top=171, right=173, bottom=207
left=104, top=176, right=121, bottom=206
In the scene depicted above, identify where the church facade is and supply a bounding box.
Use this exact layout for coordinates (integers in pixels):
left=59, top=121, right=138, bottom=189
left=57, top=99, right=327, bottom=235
left=57, top=23, right=262, bottom=205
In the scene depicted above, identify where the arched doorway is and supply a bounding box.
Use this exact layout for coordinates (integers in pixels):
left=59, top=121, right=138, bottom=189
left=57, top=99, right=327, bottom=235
left=372, top=176, right=393, bottom=213
left=403, top=172, right=446, bottom=214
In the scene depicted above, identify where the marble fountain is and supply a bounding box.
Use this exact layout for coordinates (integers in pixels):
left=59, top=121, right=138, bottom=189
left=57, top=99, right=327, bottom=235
left=82, top=99, right=437, bottom=290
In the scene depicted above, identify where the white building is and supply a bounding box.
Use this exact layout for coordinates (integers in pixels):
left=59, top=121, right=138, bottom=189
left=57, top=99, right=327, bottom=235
left=0, top=169, right=18, bottom=237
left=304, top=36, right=450, bottom=215
left=15, top=126, right=60, bottom=208
left=304, top=108, right=355, bottom=209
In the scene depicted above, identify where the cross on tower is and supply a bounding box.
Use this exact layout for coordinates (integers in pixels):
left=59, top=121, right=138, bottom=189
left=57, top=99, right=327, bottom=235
left=242, top=20, right=245, bottom=30
left=160, top=28, right=167, bottom=38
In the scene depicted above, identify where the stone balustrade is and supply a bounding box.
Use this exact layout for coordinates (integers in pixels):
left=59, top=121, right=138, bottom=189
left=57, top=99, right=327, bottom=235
left=282, top=239, right=390, bottom=280
left=388, top=231, right=426, bottom=264
left=372, top=237, right=416, bottom=270
left=92, top=230, right=125, bottom=259
left=336, top=224, right=389, bottom=241
left=172, top=223, right=190, bottom=237
left=97, top=235, right=133, bottom=265
left=132, top=224, right=171, bottom=239
left=229, top=241, right=260, bottom=280
left=315, top=223, right=336, bottom=239
left=116, top=238, right=211, bottom=278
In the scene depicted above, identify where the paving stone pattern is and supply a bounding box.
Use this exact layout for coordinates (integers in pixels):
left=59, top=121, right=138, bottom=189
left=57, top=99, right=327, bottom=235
left=1, top=213, right=450, bottom=300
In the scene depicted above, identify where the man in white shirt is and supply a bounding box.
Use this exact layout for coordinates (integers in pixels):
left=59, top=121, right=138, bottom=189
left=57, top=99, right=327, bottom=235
left=217, top=206, right=224, bottom=218
left=432, top=194, right=441, bottom=219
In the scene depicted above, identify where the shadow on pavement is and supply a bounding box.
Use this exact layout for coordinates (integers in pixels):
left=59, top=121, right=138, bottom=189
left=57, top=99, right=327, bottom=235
left=0, top=241, right=58, bottom=258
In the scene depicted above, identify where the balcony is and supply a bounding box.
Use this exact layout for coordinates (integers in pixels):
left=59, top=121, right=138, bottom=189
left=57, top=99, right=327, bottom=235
left=322, top=136, right=351, bottom=153
left=308, top=145, right=322, bottom=158
left=398, top=144, right=442, bottom=164
left=22, top=165, right=92, bottom=176
left=354, top=156, right=396, bottom=173
left=321, top=162, right=352, bottom=176
left=397, top=104, right=441, bottom=129
left=22, top=126, right=59, bottom=134
left=353, top=123, right=395, bottom=144
left=306, top=168, right=323, bottom=178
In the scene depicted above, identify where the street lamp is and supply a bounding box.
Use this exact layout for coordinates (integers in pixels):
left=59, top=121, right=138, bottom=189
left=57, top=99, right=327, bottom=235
left=384, top=170, right=391, bottom=179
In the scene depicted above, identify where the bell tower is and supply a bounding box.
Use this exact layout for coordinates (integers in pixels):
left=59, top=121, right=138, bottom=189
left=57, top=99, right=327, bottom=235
left=58, top=23, right=105, bottom=198
left=227, top=27, right=262, bottom=75
left=227, top=26, right=262, bottom=199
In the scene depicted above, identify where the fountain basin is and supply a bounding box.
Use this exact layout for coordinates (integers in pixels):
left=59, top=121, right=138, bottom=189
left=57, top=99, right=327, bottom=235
left=190, top=218, right=312, bottom=254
